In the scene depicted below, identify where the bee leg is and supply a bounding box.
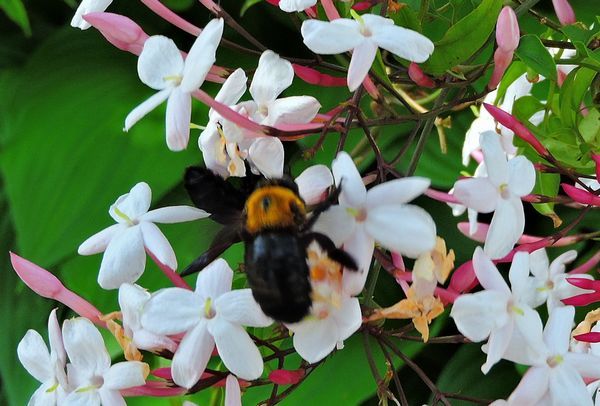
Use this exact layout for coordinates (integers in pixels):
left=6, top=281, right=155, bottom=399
left=302, top=232, right=358, bottom=271
left=180, top=225, right=242, bottom=276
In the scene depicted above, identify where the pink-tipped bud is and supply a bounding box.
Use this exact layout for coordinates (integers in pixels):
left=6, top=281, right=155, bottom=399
left=496, top=7, right=520, bottom=52
left=562, top=183, right=600, bottom=206
left=449, top=260, right=477, bottom=293
left=83, top=12, right=149, bottom=56
left=488, top=48, right=513, bottom=89
left=483, top=103, right=549, bottom=156
left=592, top=154, right=600, bottom=181
left=269, top=369, right=305, bottom=385
left=352, top=1, right=372, bottom=11
left=292, top=64, right=346, bottom=87
left=574, top=332, right=600, bottom=343
left=408, top=63, right=435, bottom=88
left=552, top=0, right=576, bottom=25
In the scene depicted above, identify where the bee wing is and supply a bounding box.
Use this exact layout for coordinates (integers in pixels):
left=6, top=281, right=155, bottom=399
left=180, top=224, right=242, bottom=276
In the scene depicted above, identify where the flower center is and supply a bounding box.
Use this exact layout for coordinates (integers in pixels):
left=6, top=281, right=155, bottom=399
left=350, top=10, right=372, bottom=36
left=546, top=354, right=564, bottom=368
left=347, top=207, right=367, bottom=222
left=112, top=206, right=135, bottom=226
left=76, top=376, right=104, bottom=393
left=204, top=297, right=216, bottom=319
left=499, top=183, right=510, bottom=199
left=507, top=301, right=524, bottom=316
left=163, top=74, right=183, bottom=86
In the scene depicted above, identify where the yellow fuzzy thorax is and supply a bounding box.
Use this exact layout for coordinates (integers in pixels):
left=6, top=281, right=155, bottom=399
left=244, top=186, right=306, bottom=234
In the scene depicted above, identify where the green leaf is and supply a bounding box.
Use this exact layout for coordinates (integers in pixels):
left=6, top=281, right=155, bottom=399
left=420, top=0, right=502, bottom=75
left=532, top=172, right=561, bottom=226
left=495, top=61, right=527, bottom=103
left=559, top=66, right=596, bottom=128
left=0, top=0, right=31, bottom=36
left=512, top=95, right=545, bottom=122
left=389, top=4, right=422, bottom=32
left=0, top=29, right=202, bottom=268
left=241, top=0, right=263, bottom=15
left=579, top=108, right=600, bottom=144
left=515, top=34, right=557, bottom=82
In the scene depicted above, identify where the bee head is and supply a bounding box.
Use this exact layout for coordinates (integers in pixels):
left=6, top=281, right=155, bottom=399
left=244, top=184, right=306, bottom=234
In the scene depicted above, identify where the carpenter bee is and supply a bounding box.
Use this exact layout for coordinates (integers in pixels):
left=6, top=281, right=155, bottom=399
left=181, top=166, right=357, bottom=323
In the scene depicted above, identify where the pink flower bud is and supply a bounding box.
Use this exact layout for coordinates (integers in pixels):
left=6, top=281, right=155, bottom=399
left=496, top=6, right=520, bottom=52
left=352, top=1, right=372, bottom=11
left=562, top=278, right=600, bottom=306
left=488, top=48, right=513, bottom=89
left=574, top=332, right=600, bottom=343
left=552, top=0, right=576, bottom=25
left=292, top=64, right=346, bottom=87
left=448, top=260, right=477, bottom=293
left=483, top=103, right=549, bottom=156
left=562, top=183, right=600, bottom=206
left=269, top=369, right=305, bottom=385
left=408, top=62, right=435, bottom=88
left=83, top=12, right=148, bottom=56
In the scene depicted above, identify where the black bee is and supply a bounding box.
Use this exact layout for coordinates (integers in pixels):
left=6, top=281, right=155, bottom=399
left=181, top=166, right=357, bottom=323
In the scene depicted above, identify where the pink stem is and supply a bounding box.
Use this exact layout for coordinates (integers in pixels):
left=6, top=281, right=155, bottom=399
left=425, top=189, right=460, bottom=204
left=435, top=287, right=459, bottom=304
left=320, top=0, right=340, bottom=20
left=457, top=222, right=583, bottom=247
left=146, top=249, right=191, bottom=289
left=140, top=0, right=201, bottom=35
left=192, top=89, right=265, bottom=134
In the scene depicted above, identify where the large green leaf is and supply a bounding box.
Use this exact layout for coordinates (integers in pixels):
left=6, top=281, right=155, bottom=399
left=420, top=0, right=502, bottom=75
left=515, top=34, right=557, bottom=82
left=0, top=28, right=202, bottom=268
left=0, top=0, right=30, bottom=36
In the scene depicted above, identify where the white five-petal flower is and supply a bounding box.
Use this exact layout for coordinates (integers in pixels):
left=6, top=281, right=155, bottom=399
left=17, top=309, right=68, bottom=405
left=78, top=182, right=208, bottom=289
left=125, top=18, right=224, bottom=151
left=450, top=247, right=542, bottom=374
left=279, top=0, right=316, bottom=12
left=62, top=317, right=149, bottom=405
left=453, top=131, right=535, bottom=259
left=71, top=0, right=113, bottom=30
left=141, top=259, right=272, bottom=388
left=301, top=14, right=434, bottom=91
left=313, top=151, right=437, bottom=295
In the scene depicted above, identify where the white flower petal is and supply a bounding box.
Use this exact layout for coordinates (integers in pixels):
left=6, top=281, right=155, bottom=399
left=141, top=288, right=203, bottom=334
left=508, top=251, right=530, bottom=299
left=332, top=296, right=362, bottom=341
left=484, top=196, right=524, bottom=259
left=124, top=88, right=172, bottom=131
left=29, top=381, right=64, bottom=406
left=529, top=249, right=550, bottom=279
left=48, top=309, right=67, bottom=386
left=565, top=353, right=600, bottom=379
left=453, top=178, right=499, bottom=213
left=195, top=258, right=233, bottom=299
left=110, top=182, right=152, bottom=222
left=172, top=320, right=214, bottom=389
left=472, top=246, right=510, bottom=293
left=225, top=374, right=242, bottom=406
left=366, top=177, right=430, bottom=208
left=71, top=0, right=113, bottom=29
left=288, top=317, right=338, bottom=363
left=301, top=19, right=362, bottom=54
left=142, top=206, right=208, bottom=223
left=104, top=361, right=147, bottom=390
left=133, top=329, right=177, bottom=353
left=543, top=305, right=574, bottom=355
left=295, top=164, right=334, bottom=205
left=365, top=204, right=436, bottom=258
left=508, top=156, right=536, bottom=197
left=263, top=96, right=320, bottom=126
left=180, top=18, right=224, bottom=93
left=209, top=319, right=263, bottom=380
left=165, top=87, right=191, bottom=151
left=250, top=50, right=294, bottom=105
left=17, top=330, right=52, bottom=383
left=482, top=320, right=513, bottom=374
left=279, top=0, right=316, bottom=12
left=311, top=205, right=356, bottom=247
left=480, top=131, right=509, bottom=187
left=372, top=24, right=434, bottom=63
left=98, top=226, right=146, bottom=289
left=63, top=390, right=101, bottom=406
left=450, top=290, right=509, bottom=342
left=215, top=289, right=273, bottom=327
left=78, top=224, right=125, bottom=255
left=342, top=226, right=374, bottom=295
left=513, top=305, right=545, bottom=359
left=506, top=367, right=549, bottom=405
left=549, top=250, right=577, bottom=278
left=137, top=36, right=184, bottom=90
left=214, top=68, right=247, bottom=108
left=98, top=388, right=125, bottom=406
left=140, top=222, right=177, bottom=270
left=119, top=283, right=148, bottom=333
left=347, top=39, right=378, bottom=91
left=62, top=318, right=111, bottom=377
left=549, top=363, right=592, bottom=406
left=248, top=137, right=284, bottom=179
left=332, top=151, right=367, bottom=207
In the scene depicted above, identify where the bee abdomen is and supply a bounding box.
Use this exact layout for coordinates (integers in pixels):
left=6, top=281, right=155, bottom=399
left=245, top=232, right=312, bottom=323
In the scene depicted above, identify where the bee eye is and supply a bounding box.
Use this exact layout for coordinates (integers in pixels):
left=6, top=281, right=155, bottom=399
left=261, top=197, right=271, bottom=211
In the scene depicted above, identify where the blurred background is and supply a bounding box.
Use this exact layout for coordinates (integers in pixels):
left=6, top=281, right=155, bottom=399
left=0, top=0, right=598, bottom=404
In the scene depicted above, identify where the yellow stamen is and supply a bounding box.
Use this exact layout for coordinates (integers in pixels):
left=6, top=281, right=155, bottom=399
left=45, top=382, right=59, bottom=393
left=204, top=297, right=213, bottom=318
left=113, top=206, right=133, bottom=225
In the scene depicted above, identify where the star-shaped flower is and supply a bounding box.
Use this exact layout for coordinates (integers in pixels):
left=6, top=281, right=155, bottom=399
left=301, top=13, right=434, bottom=90
left=78, top=182, right=208, bottom=289
left=125, top=18, right=224, bottom=151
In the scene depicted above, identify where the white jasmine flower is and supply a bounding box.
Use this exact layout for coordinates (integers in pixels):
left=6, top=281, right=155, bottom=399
left=141, top=259, right=272, bottom=388
left=17, top=309, right=68, bottom=405
left=71, top=0, right=113, bottom=30
left=125, top=18, right=224, bottom=151
left=313, top=151, right=436, bottom=295
left=279, top=0, right=316, bottom=12
left=78, top=182, right=208, bottom=289
left=453, top=132, right=535, bottom=259
left=301, top=13, right=434, bottom=91
left=62, top=317, right=149, bottom=405
left=294, top=164, right=334, bottom=205
left=450, top=248, right=542, bottom=374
